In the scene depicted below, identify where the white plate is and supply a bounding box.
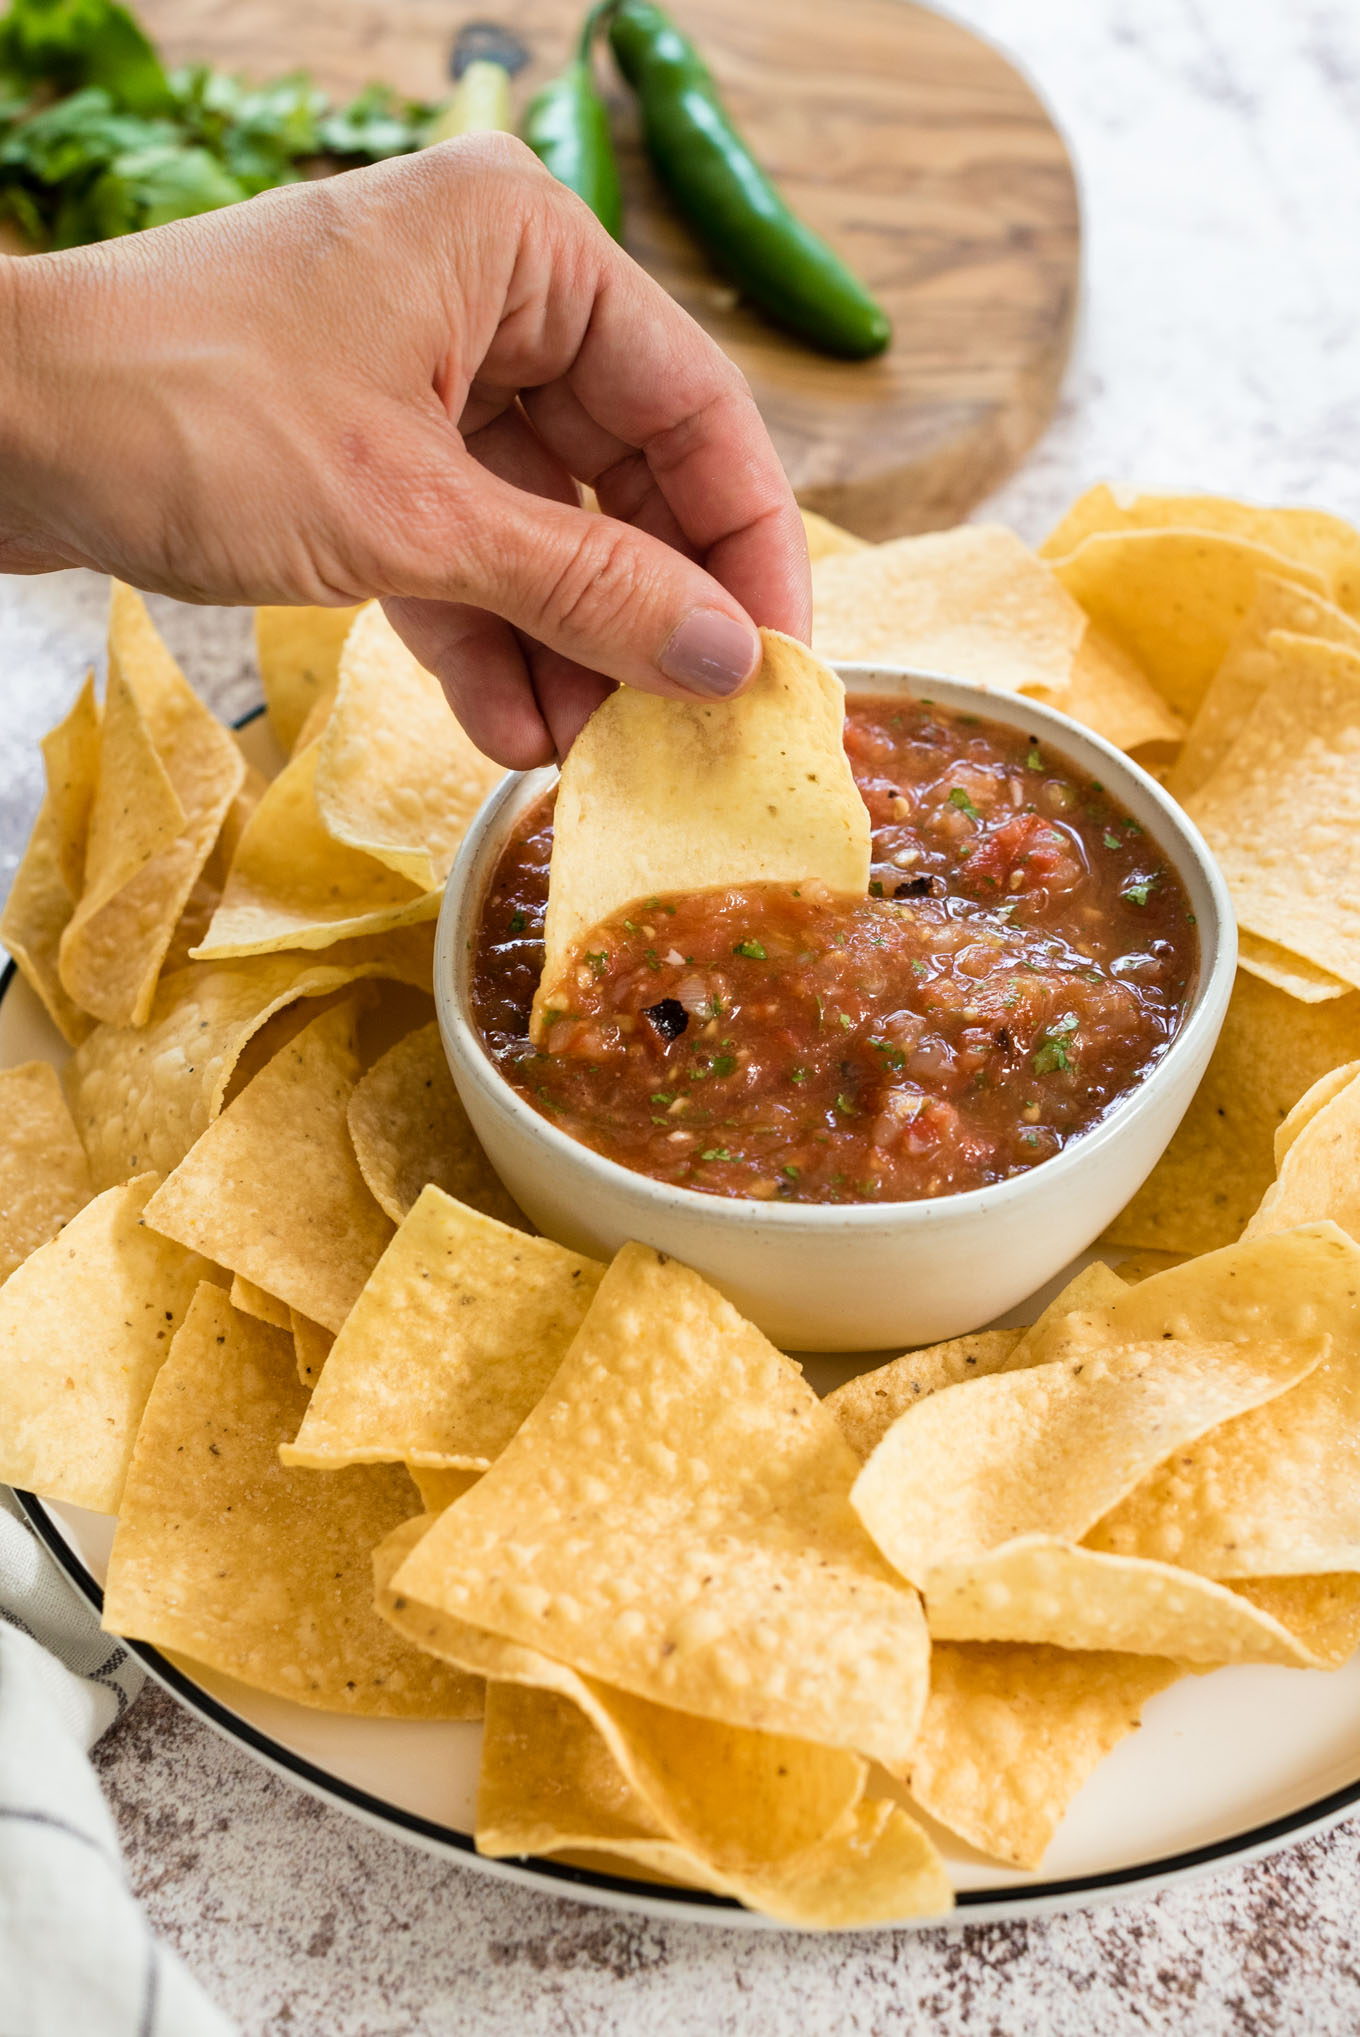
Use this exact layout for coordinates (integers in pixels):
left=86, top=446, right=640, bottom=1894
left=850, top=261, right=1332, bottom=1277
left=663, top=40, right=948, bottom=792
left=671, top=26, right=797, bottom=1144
left=8, top=712, right=1360, bottom=1929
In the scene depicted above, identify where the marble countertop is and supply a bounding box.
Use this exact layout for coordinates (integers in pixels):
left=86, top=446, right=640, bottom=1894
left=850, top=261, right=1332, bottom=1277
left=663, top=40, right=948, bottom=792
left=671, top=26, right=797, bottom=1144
left=5, top=0, right=1360, bottom=2027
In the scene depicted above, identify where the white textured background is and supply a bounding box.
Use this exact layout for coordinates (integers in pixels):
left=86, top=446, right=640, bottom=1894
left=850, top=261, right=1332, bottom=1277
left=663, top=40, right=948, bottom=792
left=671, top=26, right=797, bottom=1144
left=4, top=0, right=1360, bottom=2028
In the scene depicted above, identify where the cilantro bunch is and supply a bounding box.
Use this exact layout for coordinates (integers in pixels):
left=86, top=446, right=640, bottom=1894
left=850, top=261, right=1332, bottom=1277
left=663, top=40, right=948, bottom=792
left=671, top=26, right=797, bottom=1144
left=0, top=0, right=443, bottom=248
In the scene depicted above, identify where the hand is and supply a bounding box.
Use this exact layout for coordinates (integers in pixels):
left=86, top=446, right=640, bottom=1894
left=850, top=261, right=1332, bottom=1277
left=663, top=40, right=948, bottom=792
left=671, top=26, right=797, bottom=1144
left=0, top=136, right=809, bottom=764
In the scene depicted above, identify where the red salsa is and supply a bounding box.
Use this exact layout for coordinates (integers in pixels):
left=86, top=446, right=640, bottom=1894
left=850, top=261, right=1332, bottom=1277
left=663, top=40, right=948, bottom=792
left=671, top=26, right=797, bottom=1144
left=471, top=696, right=1198, bottom=1205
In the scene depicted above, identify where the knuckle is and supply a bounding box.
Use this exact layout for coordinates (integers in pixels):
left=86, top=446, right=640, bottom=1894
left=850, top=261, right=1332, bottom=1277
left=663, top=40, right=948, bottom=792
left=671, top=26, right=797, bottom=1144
left=539, top=524, right=644, bottom=645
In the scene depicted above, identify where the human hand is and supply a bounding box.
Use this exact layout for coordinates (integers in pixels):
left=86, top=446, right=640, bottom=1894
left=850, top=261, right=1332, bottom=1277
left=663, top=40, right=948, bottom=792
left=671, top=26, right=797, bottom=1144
left=0, top=136, right=809, bottom=764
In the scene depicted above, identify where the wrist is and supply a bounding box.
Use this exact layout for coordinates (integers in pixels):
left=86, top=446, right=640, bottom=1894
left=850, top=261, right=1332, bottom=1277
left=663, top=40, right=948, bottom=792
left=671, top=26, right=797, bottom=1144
left=0, top=254, right=63, bottom=567
left=0, top=248, right=119, bottom=574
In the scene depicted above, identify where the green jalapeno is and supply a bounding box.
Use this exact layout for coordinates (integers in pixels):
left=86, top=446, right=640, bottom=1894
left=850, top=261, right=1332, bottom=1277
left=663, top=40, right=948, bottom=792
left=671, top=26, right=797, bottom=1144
left=523, top=3, right=623, bottom=239
left=607, top=0, right=890, bottom=360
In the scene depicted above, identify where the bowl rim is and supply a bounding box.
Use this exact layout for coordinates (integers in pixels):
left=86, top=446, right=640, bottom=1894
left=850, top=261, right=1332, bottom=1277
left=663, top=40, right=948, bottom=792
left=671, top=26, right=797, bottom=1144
left=436, top=663, right=1237, bottom=1233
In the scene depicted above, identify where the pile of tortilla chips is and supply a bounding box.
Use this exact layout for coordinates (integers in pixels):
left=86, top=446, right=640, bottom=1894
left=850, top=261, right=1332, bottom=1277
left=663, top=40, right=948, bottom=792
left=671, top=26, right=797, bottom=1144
left=4, top=490, right=1360, bottom=1927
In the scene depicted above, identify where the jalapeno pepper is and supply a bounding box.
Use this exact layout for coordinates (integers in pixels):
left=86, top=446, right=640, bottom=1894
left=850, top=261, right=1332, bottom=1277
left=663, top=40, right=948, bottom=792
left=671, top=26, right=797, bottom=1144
left=607, top=0, right=891, bottom=360
left=523, top=3, right=623, bottom=239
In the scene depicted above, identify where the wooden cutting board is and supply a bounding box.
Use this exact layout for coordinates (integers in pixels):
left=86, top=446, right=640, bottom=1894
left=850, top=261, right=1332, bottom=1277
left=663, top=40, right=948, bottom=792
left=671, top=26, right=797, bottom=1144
left=140, top=0, right=1082, bottom=538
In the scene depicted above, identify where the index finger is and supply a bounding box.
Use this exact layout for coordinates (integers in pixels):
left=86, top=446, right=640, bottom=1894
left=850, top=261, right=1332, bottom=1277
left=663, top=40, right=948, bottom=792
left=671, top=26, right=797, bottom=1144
left=487, top=205, right=812, bottom=641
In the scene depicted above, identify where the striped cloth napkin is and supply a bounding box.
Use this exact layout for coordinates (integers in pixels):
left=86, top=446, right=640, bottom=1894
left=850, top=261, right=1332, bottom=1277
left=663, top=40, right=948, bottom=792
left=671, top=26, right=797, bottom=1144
left=0, top=1491, right=235, bottom=2037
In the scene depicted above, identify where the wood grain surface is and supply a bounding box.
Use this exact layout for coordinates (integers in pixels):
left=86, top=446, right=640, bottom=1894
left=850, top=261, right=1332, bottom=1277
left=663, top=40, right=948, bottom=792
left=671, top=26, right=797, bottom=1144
left=121, top=0, right=1082, bottom=534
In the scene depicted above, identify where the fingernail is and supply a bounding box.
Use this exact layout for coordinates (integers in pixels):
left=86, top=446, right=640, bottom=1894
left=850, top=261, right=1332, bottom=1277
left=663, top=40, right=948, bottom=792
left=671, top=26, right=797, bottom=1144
left=659, top=609, right=760, bottom=698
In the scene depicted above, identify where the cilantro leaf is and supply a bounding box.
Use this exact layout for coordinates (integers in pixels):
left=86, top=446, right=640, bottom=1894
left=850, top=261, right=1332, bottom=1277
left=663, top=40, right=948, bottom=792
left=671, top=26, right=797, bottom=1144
left=0, top=0, right=171, bottom=112
left=0, top=0, right=441, bottom=248
left=733, top=938, right=767, bottom=960
left=948, top=787, right=981, bottom=821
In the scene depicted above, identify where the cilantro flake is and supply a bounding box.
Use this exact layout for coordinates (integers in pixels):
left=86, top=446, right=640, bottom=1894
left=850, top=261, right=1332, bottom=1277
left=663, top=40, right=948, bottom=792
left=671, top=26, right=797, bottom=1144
left=733, top=938, right=767, bottom=960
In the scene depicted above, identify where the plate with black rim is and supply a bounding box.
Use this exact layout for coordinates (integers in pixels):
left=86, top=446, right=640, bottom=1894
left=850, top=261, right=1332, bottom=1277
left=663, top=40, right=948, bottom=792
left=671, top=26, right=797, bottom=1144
left=6, top=710, right=1360, bottom=1929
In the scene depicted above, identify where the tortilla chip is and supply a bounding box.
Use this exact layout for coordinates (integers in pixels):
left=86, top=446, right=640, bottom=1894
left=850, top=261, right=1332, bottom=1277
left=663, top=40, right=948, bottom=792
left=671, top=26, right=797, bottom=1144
left=103, top=1285, right=480, bottom=1716
left=160, top=761, right=272, bottom=977
left=1031, top=1226, right=1360, bottom=1578
left=230, top=1272, right=291, bottom=1330
left=1048, top=532, right=1328, bottom=723
left=255, top=603, right=364, bottom=755
left=1004, top=1260, right=1135, bottom=1362
left=290, top=687, right=340, bottom=759
left=1230, top=1574, right=1360, bottom=1669
left=0, top=1062, right=93, bottom=1285
left=906, top=1644, right=1180, bottom=1869
left=60, top=589, right=248, bottom=1026
left=1032, top=627, right=1185, bottom=753
left=1104, top=968, right=1360, bottom=1255
left=828, top=1265, right=1198, bottom=1465
left=282, top=1186, right=601, bottom=1471
left=824, top=1330, right=1025, bottom=1462
left=0, top=1176, right=210, bottom=1512
left=800, top=509, right=869, bottom=562
left=825, top=1266, right=1132, bottom=1469
left=346, top=1021, right=527, bottom=1229
left=476, top=1683, right=949, bottom=1927
left=1168, top=573, right=1360, bottom=803
left=923, top=1539, right=1323, bottom=1667
left=76, top=647, right=184, bottom=917
left=409, top=1466, right=478, bottom=1514
left=221, top=946, right=434, bottom=1110
left=389, top=1243, right=929, bottom=1766
left=377, top=1517, right=948, bottom=1924
left=143, top=999, right=394, bottom=1333
left=535, top=629, right=869, bottom=1030
left=811, top=525, right=1084, bottom=695
left=287, top=1307, right=333, bottom=1389
left=1113, top=1250, right=1190, bottom=1284
left=1244, top=1067, right=1360, bottom=1243
left=314, top=605, right=502, bottom=891
left=65, top=933, right=434, bottom=1192
left=1, top=675, right=102, bottom=1044
left=1236, top=933, right=1351, bottom=1003
left=41, top=669, right=103, bottom=897
left=0, top=812, right=92, bottom=1046
left=192, top=740, right=440, bottom=959
left=1185, top=635, right=1360, bottom=990
left=1040, top=486, right=1360, bottom=615
left=850, top=1335, right=1324, bottom=1587
left=1274, top=1062, right=1360, bottom=1165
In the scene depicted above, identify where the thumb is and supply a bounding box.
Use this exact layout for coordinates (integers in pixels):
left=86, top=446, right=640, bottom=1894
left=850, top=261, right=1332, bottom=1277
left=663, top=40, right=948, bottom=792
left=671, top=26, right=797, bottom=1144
left=432, top=467, right=764, bottom=702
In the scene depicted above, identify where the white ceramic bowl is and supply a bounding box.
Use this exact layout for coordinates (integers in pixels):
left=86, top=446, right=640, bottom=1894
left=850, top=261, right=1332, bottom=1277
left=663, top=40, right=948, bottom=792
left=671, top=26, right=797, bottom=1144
left=436, top=665, right=1235, bottom=1351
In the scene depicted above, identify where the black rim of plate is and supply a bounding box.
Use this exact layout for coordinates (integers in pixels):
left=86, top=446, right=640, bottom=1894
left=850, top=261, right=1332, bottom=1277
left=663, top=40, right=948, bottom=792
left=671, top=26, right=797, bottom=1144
left=5, top=698, right=1360, bottom=1918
